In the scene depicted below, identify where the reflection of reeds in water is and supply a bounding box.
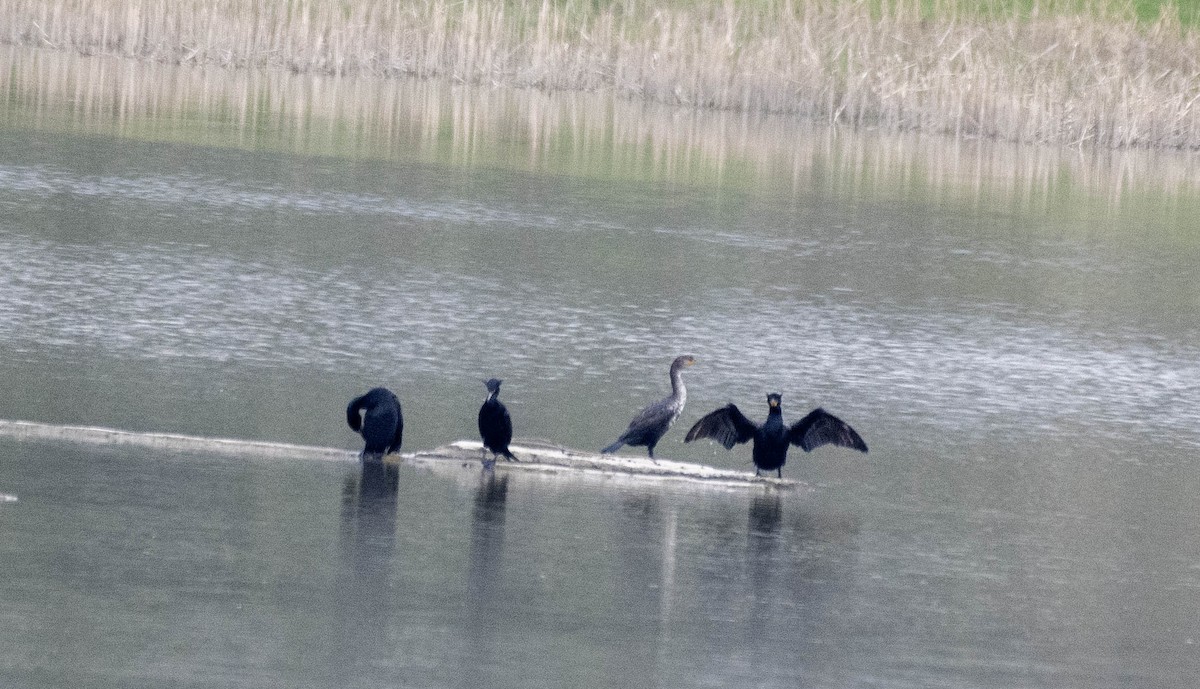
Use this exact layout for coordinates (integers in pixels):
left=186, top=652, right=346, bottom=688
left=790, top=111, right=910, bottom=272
left=3, top=44, right=1198, bottom=208
left=3, top=0, right=1200, bottom=148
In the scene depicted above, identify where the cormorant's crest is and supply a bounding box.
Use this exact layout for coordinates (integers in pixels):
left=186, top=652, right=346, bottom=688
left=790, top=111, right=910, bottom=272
left=484, top=378, right=502, bottom=393
left=767, top=393, right=782, bottom=408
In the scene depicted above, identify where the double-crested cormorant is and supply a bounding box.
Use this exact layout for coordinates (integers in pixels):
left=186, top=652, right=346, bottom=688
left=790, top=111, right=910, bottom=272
left=602, top=355, right=696, bottom=460
left=478, top=378, right=518, bottom=465
left=685, top=393, right=866, bottom=477
left=346, top=387, right=403, bottom=460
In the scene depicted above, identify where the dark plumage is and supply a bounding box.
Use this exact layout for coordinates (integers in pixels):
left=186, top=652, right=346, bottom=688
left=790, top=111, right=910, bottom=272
left=478, top=378, right=518, bottom=465
left=346, top=387, right=403, bottom=461
left=602, top=355, right=696, bottom=460
left=685, top=393, right=866, bottom=478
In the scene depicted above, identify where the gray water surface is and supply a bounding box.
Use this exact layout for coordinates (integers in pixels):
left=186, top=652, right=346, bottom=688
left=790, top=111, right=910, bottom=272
left=2, top=74, right=1200, bottom=688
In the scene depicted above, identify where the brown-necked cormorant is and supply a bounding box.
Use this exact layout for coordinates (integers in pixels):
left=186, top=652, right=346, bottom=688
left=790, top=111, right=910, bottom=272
left=478, top=378, right=518, bottom=465
left=685, top=393, right=866, bottom=477
left=601, top=355, right=696, bottom=460
left=346, top=387, right=403, bottom=461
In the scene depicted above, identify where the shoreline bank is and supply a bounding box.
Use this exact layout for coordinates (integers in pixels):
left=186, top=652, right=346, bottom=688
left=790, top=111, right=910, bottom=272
left=3, top=0, right=1199, bottom=149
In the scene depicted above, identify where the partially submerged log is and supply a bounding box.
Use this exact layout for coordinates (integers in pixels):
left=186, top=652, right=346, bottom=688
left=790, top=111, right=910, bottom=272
left=402, top=439, right=805, bottom=490
left=0, top=420, right=804, bottom=490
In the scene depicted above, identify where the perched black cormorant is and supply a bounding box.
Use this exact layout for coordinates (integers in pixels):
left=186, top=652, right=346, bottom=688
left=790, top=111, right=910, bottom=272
left=601, top=354, right=696, bottom=460
left=478, top=378, right=518, bottom=465
left=346, top=387, right=403, bottom=461
left=685, top=393, right=866, bottom=477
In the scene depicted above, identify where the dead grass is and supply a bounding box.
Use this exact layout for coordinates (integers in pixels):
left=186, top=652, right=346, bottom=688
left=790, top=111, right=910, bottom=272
left=3, top=0, right=1200, bottom=148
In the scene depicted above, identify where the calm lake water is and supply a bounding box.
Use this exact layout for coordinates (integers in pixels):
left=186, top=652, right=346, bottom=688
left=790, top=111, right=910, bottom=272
left=2, top=48, right=1200, bottom=688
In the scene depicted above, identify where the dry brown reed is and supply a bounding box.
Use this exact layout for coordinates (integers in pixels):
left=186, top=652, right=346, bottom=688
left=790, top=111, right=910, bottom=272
left=3, top=0, right=1200, bottom=148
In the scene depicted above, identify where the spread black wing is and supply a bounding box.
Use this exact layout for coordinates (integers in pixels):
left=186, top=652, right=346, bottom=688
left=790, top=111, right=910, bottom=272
left=789, top=408, right=867, bottom=453
left=684, top=404, right=759, bottom=450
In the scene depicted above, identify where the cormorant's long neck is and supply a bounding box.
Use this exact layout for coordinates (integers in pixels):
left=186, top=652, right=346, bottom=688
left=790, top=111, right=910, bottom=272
left=669, top=365, right=687, bottom=404
left=486, top=391, right=498, bottom=402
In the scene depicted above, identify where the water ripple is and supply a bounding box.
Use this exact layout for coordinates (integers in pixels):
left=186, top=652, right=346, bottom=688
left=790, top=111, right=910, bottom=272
left=3, top=229, right=1198, bottom=449
left=0, top=164, right=559, bottom=228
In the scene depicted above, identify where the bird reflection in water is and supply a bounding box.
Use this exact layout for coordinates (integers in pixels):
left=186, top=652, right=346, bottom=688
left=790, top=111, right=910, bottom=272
left=743, top=491, right=863, bottom=684
left=612, top=492, right=679, bottom=687
left=473, top=470, right=511, bottom=527
left=330, top=460, right=400, bottom=681
left=338, top=459, right=400, bottom=572
left=747, top=491, right=783, bottom=594
left=749, top=490, right=784, bottom=536
left=460, top=470, right=510, bottom=689
left=467, top=469, right=509, bottom=598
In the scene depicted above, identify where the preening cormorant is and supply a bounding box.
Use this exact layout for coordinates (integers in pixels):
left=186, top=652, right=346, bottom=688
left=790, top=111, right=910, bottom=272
left=346, top=387, right=403, bottom=460
left=601, top=355, right=696, bottom=460
left=478, top=378, right=518, bottom=465
left=685, top=393, right=866, bottom=477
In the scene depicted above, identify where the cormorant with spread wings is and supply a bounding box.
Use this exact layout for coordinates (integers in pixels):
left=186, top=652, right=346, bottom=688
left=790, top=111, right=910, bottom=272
left=685, top=393, right=866, bottom=477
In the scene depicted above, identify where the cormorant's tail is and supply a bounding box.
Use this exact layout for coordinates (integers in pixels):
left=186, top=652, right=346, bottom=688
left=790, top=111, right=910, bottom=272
left=601, top=440, right=624, bottom=454
left=502, top=450, right=520, bottom=462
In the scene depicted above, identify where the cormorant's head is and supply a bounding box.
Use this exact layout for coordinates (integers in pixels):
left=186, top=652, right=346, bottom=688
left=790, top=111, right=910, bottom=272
left=484, top=378, right=502, bottom=394
left=767, top=393, right=782, bottom=409
left=672, top=355, right=697, bottom=370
